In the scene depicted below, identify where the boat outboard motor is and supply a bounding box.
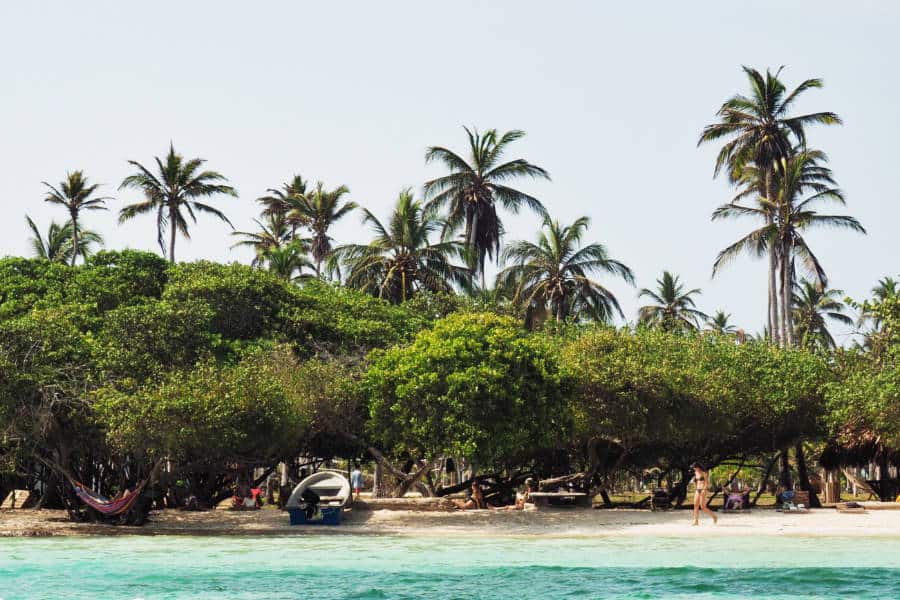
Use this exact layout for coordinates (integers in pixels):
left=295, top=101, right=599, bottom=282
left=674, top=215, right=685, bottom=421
left=301, top=489, right=320, bottom=519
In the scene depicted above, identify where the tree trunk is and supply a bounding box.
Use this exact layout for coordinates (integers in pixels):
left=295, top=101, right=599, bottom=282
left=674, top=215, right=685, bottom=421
left=70, top=212, right=79, bottom=267
left=34, top=471, right=60, bottom=510
left=672, top=467, right=693, bottom=507
left=768, top=246, right=779, bottom=344
left=751, top=452, right=779, bottom=507
left=168, top=204, right=177, bottom=263
left=780, top=242, right=794, bottom=347
left=764, top=168, right=780, bottom=346
left=794, top=442, right=819, bottom=507
left=778, top=448, right=792, bottom=490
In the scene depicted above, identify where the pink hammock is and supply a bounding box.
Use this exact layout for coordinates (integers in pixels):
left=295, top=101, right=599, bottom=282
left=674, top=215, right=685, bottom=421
left=70, top=478, right=148, bottom=516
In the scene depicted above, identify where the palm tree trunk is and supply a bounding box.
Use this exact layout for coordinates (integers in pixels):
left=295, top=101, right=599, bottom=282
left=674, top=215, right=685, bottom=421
left=767, top=239, right=780, bottom=345
left=764, top=169, right=780, bottom=346
left=780, top=241, right=794, bottom=347
left=70, top=212, right=79, bottom=267
left=168, top=205, right=177, bottom=263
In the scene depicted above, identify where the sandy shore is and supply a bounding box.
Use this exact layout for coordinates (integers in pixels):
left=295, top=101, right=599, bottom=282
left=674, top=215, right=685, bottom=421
left=2, top=505, right=900, bottom=538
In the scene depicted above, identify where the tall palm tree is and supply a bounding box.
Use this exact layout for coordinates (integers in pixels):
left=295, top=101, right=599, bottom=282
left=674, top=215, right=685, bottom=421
left=712, top=149, right=864, bottom=345
left=42, top=171, right=110, bottom=266
left=699, top=66, right=841, bottom=344
left=285, top=182, right=356, bottom=277
left=26, top=216, right=103, bottom=263
left=638, top=271, right=708, bottom=331
left=792, top=279, right=853, bottom=349
left=333, top=190, right=468, bottom=304
left=705, top=310, right=738, bottom=335
left=230, top=213, right=291, bottom=267
left=257, top=175, right=308, bottom=236
left=496, top=216, right=634, bottom=326
left=118, top=144, right=237, bottom=263
left=424, top=127, right=550, bottom=288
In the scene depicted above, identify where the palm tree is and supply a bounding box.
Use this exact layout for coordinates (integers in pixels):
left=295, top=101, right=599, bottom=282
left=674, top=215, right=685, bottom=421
left=285, top=182, right=356, bottom=276
left=853, top=276, right=898, bottom=347
left=424, top=127, right=549, bottom=288
left=699, top=66, right=841, bottom=344
left=333, top=190, right=468, bottom=303
left=792, top=279, right=853, bottom=349
left=264, top=240, right=315, bottom=282
left=231, top=213, right=291, bottom=267
left=496, top=216, right=634, bottom=326
left=42, top=171, right=110, bottom=266
left=638, top=271, right=708, bottom=331
left=712, top=149, right=864, bottom=345
left=872, top=276, right=899, bottom=301
left=705, top=310, right=738, bottom=335
left=257, top=175, right=308, bottom=236
left=118, top=144, right=237, bottom=263
left=26, top=216, right=103, bottom=263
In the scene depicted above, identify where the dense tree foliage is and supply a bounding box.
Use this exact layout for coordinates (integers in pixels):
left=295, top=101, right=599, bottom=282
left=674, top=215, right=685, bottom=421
left=2, top=73, right=892, bottom=515
left=365, top=312, right=568, bottom=468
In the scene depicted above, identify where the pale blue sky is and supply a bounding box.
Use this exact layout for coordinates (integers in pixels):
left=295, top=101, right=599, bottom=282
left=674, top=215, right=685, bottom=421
left=2, top=1, right=897, bottom=341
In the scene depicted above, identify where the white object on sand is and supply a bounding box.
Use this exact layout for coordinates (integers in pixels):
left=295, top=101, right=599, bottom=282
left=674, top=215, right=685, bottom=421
left=285, top=471, right=352, bottom=509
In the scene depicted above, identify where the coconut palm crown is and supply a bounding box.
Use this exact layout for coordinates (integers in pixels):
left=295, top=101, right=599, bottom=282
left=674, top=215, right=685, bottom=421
left=26, top=215, right=103, bottom=264
left=333, top=190, right=468, bottom=304
left=497, top=215, right=634, bottom=326
left=712, top=149, right=864, bottom=345
left=706, top=310, right=738, bottom=335
left=231, top=213, right=291, bottom=268
left=42, top=170, right=110, bottom=266
left=118, top=144, right=237, bottom=263
left=638, top=271, right=708, bottom=331
left=286, top=182, right=356, bottom=277
left=792, top=279, right=853, bottom=349
left=424, top=127, right=549, bottom=287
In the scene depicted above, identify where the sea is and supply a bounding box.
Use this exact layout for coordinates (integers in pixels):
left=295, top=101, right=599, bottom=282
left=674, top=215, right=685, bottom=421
left=2, top=534, right=899, bottom=599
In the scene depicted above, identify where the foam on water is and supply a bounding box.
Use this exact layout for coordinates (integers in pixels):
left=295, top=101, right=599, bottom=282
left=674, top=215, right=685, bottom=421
left=2, top=535, right=900, bottom=599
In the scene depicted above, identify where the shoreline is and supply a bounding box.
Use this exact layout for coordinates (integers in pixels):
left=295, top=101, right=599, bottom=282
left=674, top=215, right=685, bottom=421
left=3, top=506, right=900, bottom=539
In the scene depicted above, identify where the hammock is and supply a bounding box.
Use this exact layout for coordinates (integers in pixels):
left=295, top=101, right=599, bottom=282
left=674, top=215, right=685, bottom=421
left=37, top=457, right=160, bottom=520
left=70, top=478, right=149, bottom=517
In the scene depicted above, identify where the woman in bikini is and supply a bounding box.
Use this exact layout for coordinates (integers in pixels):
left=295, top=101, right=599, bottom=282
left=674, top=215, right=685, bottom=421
left=691, top=462, right=717, bottom=525
left=455, top=480, right=491, bottom=510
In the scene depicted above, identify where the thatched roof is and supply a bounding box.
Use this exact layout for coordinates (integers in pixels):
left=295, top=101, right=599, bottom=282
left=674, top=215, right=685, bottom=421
left=820, top=425, right=900, bottom=470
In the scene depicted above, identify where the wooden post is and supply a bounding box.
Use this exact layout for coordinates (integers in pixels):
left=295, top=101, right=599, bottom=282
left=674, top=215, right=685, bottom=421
left=822, top=469, right=841, bottom=504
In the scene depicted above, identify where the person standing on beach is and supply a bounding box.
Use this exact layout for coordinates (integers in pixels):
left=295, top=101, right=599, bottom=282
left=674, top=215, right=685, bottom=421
left=690, top=462, right=717, bottom=526
left=350, top=463, right=363, bottom=500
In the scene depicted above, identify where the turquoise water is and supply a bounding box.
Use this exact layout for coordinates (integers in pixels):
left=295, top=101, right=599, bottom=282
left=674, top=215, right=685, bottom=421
left=2, top=535, right=900, bottom=599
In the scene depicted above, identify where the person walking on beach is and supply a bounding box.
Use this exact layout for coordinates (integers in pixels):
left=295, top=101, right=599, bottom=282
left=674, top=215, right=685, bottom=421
left=690, top=462, right=717, bottom=526
left=350, top=463, right=363, bottom=500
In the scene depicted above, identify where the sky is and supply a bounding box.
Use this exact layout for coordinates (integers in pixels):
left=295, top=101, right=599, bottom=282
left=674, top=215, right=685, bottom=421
left=2, top=1, right=897, bottom=342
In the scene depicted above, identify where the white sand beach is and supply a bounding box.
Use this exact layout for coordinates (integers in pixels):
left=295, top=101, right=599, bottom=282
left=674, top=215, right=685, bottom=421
left=2, top=505, right=899, bottom=538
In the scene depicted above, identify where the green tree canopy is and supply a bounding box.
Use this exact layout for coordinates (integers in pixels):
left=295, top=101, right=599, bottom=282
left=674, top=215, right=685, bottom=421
left=364, top=312, right=568, bottom=468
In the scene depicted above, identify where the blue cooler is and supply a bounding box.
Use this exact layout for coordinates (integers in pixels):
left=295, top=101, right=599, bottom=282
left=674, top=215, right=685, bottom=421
left=287, top=506, right=343, bottom=526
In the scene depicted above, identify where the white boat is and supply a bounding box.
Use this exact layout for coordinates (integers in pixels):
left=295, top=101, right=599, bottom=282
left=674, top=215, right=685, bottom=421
left=285, top=470, right=352, bottom=509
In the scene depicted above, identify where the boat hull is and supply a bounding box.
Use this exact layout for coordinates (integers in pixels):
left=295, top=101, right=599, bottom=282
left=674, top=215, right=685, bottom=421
left=287, top=506, right=343, bottom=526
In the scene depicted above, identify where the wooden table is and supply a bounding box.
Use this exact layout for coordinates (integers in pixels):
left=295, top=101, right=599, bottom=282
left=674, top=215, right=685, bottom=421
left=528, top=492, right=591, bottom=509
